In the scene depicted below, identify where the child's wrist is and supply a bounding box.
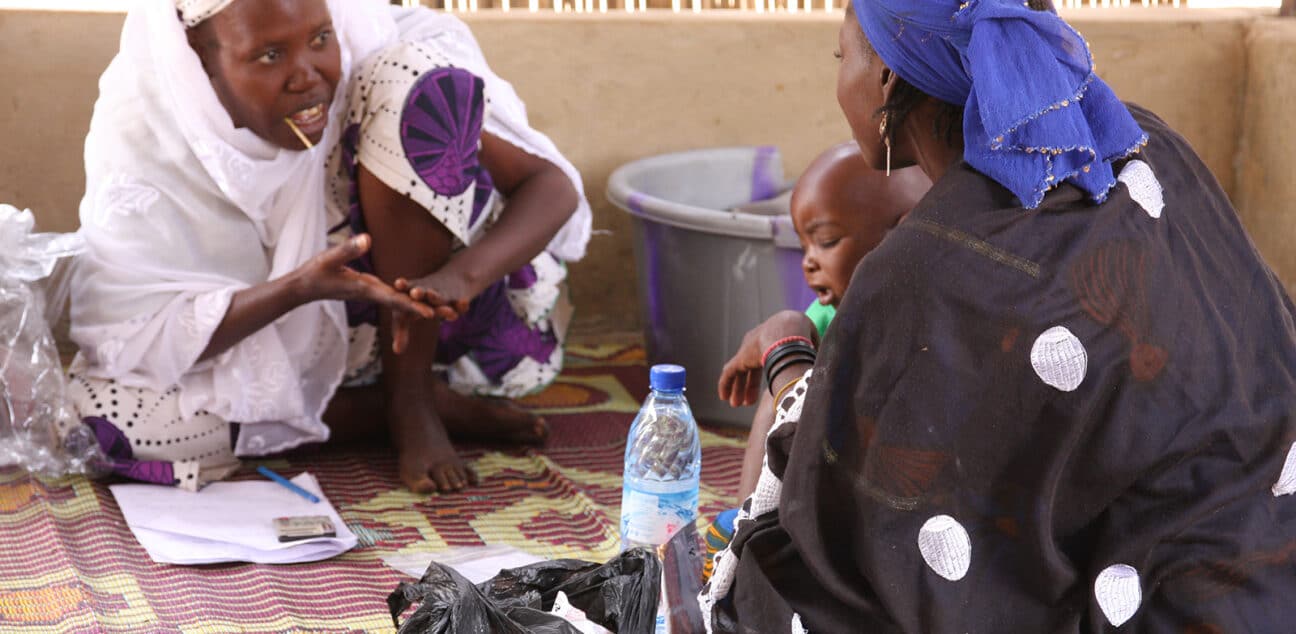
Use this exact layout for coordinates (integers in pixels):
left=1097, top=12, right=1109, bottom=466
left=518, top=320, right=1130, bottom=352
left=768, top=359, right=813, bottom=395
left=433, top=260, right=484, bottom=299
left=761, top=335, right=815, bottom=368
left=458, top=269, right=484, bottom=299
left=762, top=339, right=817, bottom=395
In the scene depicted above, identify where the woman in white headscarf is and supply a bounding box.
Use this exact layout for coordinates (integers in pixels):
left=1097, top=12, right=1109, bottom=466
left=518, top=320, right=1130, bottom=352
left=68, top=0, right=590, bottom=493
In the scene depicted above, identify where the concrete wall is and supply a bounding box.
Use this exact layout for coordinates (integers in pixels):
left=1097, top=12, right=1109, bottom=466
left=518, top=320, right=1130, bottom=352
left=0, top=8, right=1287, bottom=334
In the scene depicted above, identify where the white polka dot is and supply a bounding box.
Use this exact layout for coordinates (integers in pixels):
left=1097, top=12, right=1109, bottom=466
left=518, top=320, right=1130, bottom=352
left=1117, top=160, right=1164, bottom=219
left=1094, top=564, right=1142, bottom=627
left=1273, top=442, right=1296, bottom=497
left=1031, top=326, right=1088, bottom=392
left=917, top=514, right=971, bottom=581
left=791, top=612, right=808, bottom=634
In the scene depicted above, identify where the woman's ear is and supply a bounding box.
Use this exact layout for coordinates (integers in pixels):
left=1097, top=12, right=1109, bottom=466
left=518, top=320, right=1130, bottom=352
left=879, top=65, right=898, bottom=106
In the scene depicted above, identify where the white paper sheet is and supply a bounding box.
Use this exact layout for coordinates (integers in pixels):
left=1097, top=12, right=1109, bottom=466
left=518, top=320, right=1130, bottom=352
left=109, top=472, right=357, bottom=565
left=383, top=545, right=545, bottom=583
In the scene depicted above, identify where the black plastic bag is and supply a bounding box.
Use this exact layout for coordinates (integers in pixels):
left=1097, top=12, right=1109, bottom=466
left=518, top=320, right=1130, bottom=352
left=389, top=548, right=661, bottom=634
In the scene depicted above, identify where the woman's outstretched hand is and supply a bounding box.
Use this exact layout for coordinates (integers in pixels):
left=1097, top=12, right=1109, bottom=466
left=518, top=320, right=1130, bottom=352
left=294, top=234, right=438, bottom=353
left=718, top=310, right=818, bottom=408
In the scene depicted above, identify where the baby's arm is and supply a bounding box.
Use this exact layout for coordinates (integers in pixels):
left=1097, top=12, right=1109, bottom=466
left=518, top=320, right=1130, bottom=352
left=737, top=392, right=776, bottom=502
left=718, top=310, right=818, bottom=502
left=400, top=132, right=578, bottom=311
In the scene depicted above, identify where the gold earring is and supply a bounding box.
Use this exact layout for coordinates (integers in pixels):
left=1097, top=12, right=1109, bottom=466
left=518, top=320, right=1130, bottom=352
left=878, top=112, right=892, bottom=176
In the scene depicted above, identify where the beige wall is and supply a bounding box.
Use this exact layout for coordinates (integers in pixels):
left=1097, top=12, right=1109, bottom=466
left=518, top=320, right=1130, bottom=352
left=0, top=10, right=124, bottom=232
left=0, top=9, right=1287, bottom=334
left=1236, top=18, right=1296, bottom=299
left=1071, top=11, right=1251, bottom=197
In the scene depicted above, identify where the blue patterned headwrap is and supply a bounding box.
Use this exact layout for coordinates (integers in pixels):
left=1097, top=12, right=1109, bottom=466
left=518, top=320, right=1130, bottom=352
left=850, top=0, right=1147, bottom=209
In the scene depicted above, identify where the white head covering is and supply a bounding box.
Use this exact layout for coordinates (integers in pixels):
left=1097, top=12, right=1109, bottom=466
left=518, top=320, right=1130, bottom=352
left=174, top=0, right=236, bottom=28
left=71, top=0, right=398, bottom=455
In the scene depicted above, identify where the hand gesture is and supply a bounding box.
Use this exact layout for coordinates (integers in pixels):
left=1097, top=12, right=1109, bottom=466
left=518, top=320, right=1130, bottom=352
left=718, top=310, right=817, bottom=408
left=296, top=234, right=437, bottom=353
left=395, top=268, right=474, bottom=322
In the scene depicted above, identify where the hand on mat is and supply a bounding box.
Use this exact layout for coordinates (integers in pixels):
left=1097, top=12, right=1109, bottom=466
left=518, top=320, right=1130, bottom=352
left=396, top=268, right=474, bottom=322
left=295, top=234, right=437, bottom=353
left=718, top=310, right=817, bottom=408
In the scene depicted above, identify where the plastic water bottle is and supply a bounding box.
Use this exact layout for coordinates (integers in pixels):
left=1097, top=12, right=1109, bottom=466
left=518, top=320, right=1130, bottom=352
left=620, top=364, right=701, bottom=552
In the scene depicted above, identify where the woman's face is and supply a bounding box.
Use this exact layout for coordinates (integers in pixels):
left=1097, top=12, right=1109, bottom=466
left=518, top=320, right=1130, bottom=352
left=190, top=0, right=341, bottom=150
left=836, top=12, right=888, bottom=172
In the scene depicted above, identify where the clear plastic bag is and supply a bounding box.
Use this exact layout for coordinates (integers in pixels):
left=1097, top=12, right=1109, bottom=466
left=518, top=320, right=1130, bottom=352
left=0, top=204, right=104, bottom=476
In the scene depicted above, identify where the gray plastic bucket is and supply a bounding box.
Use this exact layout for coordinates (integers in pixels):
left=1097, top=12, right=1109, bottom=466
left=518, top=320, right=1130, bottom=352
left=607, top=146, right=814, bottom=427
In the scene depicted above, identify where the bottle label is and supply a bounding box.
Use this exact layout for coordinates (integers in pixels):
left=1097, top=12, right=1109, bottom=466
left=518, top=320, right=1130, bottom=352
left=621, top=478, right=698, bottom=546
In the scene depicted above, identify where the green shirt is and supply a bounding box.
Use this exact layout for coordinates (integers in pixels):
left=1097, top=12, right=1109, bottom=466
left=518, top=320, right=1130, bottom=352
left=804, top=300, right=836, bottom=339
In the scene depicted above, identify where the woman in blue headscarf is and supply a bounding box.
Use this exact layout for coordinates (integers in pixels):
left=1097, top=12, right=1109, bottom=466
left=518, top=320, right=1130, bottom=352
left=704, top=0, right=1296, bottom=631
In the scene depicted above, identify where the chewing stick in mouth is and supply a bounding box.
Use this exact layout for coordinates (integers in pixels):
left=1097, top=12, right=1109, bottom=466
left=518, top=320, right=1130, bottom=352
left=284, top=117, right=314, bottom=149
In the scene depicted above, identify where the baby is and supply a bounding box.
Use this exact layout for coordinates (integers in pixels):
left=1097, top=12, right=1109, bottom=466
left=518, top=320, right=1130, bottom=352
left=704, top=143, right=928, bottom=580
left=723, top=141, right=930, bottom=501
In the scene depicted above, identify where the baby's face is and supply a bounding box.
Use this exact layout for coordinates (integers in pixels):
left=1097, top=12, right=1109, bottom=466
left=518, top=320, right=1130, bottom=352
left=791, top=192, right=893, bottom=307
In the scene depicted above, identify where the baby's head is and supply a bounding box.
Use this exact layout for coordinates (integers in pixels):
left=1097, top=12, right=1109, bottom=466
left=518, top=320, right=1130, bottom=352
left=791, top=142, right=930, bottom=307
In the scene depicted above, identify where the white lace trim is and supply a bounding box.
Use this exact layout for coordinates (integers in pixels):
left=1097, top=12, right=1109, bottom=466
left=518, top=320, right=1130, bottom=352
left=701, top=368, right=812, bottom=633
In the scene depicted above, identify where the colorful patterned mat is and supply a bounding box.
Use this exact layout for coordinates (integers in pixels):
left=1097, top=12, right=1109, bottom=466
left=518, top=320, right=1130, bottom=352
left=0, top=339, right=746, bottom=633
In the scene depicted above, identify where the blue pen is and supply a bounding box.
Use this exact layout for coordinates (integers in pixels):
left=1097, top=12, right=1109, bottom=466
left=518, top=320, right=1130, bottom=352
left=257, top=466, right=321, bottom=504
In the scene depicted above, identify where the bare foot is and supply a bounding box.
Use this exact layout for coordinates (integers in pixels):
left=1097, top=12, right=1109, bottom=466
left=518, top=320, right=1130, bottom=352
left=389, top=384, right=478, bottom=494
left=431, top=378, right=549, bottom=445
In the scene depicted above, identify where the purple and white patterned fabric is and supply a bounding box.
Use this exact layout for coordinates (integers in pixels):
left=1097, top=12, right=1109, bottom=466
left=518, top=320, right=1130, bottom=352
left=82, top=416, right=177, bottom=486
left=402, top=67, right=485, bottom=198
left=329, top=38, right=570, bottom=399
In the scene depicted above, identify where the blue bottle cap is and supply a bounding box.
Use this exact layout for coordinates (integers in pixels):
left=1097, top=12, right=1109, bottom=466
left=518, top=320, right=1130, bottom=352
left=649, top=364, right=686, bottom=391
